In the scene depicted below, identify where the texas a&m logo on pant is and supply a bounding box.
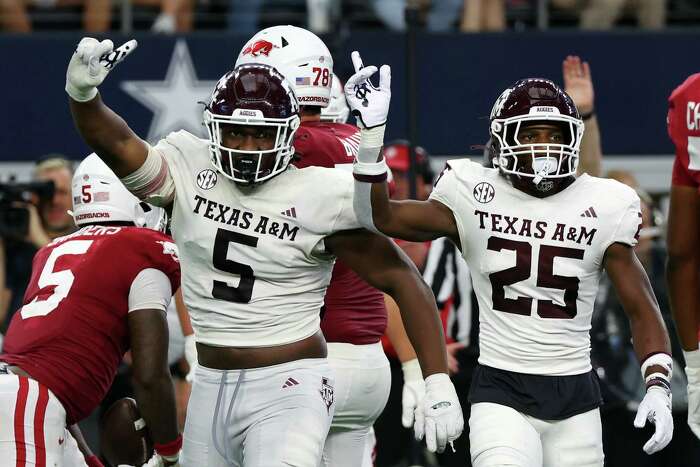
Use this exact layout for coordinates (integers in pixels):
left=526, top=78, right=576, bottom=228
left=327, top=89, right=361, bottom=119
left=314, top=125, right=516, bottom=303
left=319, top=377, right=334, bottom=413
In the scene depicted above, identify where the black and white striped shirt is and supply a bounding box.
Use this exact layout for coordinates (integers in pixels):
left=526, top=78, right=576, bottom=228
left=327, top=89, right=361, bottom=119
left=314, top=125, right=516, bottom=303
left=422, top=237, right=478, bottom=349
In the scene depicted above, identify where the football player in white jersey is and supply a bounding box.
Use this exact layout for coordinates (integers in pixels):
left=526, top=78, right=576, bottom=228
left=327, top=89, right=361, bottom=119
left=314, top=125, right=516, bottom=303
left=64, top=38, right=463, bottom=466
left=345, top=52, right=675, bottom=466
left=234, top=25, right=445, bottom=466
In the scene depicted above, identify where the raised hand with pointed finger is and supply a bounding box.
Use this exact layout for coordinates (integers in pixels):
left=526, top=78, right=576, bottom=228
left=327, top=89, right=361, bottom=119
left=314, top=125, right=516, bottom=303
left=343, top=51, right=391, bottom=129
left=66, top=37, right=138, bottom=102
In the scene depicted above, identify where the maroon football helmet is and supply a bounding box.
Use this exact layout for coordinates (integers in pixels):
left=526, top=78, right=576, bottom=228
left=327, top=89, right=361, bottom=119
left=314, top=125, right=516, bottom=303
left=489, top=78, right=584, bottom=197
left=204, top=64, right=300, bottom=185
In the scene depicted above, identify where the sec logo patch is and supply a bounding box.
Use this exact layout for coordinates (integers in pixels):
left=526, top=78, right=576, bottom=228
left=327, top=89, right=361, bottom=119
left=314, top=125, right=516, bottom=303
left=473, top=182, right=495, bottom=203
left=196, top=169, right=217, bottom=190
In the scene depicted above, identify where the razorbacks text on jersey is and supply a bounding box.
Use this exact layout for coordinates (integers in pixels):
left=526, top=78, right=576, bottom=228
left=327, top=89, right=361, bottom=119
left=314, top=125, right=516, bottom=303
left=0, top=225, right=180, bottom=423
left=294, top=121, right=387, bottom=345
left=430, top=159, right=641, bottom=376
left=668, top=73, right=700, bottom=191
left=150, top=130, right=361, bottom=347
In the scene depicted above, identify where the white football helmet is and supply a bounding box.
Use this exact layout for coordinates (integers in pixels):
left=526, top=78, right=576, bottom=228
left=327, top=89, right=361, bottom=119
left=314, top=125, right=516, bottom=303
left=71, top=154, right=165, bottom=230
left=321, top=74, right=350, bottom=123
left=235, top=25, right=333, bottom=108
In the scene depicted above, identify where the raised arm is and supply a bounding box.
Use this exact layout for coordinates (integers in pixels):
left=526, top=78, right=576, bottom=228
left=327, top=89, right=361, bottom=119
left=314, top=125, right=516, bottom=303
left=562, top=55, right=602, bottom=177
left=326, top=229, right=463, bottom=453
left=343, top=51, right=458, bottom=243
left=604, top=242, right=673, bottom=454
left=66, top=38, right=149, bottom=177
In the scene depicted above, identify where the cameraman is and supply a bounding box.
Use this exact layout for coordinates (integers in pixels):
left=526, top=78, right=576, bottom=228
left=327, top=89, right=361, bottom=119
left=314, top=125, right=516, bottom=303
left=0, top=156, right=77, bottom=333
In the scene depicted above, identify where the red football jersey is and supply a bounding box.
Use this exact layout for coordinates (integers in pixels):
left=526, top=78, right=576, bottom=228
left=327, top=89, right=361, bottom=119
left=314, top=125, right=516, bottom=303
left=668, top=73, right=700, bottom=191
left=294, top=121, right=387, bottom=345
left=0, top=225, right=180, bottom=423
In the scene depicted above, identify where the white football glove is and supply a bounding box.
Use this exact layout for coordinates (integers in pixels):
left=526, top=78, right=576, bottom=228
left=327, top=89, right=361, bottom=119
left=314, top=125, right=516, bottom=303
left=414, top=373, right=463, bottom=453
left=66, top=37, right=137, bottom=102
left=401, top=359, right=425, bottom=428
left=634, top=385, right=673, bottom=455
left=684, top=349, right=700, bottom=439
left=184, top=333, right=198, bottom=383
left=343, top=51, right=391, bottom=129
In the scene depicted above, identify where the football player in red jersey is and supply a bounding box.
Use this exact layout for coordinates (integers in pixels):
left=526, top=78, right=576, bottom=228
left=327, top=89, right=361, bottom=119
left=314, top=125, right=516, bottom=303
left=234, top=26, right=458, bottom=465
left=0, top=154, right=182, bottom=466
left=666, top=73, right=700, bottom=441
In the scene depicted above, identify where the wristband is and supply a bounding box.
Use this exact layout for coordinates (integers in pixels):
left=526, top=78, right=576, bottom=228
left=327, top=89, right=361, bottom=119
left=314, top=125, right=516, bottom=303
left=154, top=434, right=182, bottom=458
left=640, top=352, right=673, bottom=379
left=645, top=372, right=671, bottom=394
left=85, top=455, right=104, bottom=467
left=353, top=159, right=389, bottom=183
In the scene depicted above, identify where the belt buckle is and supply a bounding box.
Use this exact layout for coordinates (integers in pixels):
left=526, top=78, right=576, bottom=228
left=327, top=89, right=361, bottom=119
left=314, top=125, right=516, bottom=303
left=0, top=362, right=8, bottom=374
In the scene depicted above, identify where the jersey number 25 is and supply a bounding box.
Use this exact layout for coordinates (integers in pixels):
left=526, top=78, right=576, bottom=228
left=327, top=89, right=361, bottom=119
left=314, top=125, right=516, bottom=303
left=488, top=236, right=584, bottom=319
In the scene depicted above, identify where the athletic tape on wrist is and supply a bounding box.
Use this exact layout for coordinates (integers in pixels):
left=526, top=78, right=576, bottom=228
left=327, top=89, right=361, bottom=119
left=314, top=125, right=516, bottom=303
left=641, top=352, right=673, bottom=379
left=359, top=125, right=386, bottom=150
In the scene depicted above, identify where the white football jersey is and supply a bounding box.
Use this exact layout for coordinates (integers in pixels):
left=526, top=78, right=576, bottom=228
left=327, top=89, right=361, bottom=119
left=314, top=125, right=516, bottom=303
left=430, top=159, right=641, bottom=376
left=151, top=130, right=360, bottom=347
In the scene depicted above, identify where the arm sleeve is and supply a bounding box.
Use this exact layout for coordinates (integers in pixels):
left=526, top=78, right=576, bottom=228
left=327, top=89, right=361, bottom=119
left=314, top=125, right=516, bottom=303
left=120, top=144, right=176, bottom=207
left=128, top=268, right=173, bottom=312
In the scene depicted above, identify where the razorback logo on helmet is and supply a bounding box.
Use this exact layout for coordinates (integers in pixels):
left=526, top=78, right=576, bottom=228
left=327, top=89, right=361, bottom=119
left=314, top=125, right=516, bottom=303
left=242, top=40, right=278, bottom=57
left=298, top=96, right=330, bottom=105
left=75, top=212, right=110, bottom=220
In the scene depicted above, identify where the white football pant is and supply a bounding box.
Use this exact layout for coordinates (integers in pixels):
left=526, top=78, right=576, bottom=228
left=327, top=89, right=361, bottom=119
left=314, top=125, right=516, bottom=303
left=181, top=358, right=335, bottom=467
left=469, top=402, right=603, bottom=467
left=321, top=342, right=390, bottom=467
left=0, top=373, right=85, bottom=467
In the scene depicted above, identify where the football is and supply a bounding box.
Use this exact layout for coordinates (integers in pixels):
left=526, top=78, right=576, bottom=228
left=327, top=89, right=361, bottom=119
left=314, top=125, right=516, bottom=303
left=100, top=397, right=154, bottom=467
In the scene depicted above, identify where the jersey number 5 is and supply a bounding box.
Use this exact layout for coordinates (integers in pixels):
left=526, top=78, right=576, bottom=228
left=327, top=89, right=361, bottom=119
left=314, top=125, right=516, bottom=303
left=20, top=240, right=94, bottom=319
left=487, top=236, right=584, bottom=319
left=212, top=228, right=257, bottom=303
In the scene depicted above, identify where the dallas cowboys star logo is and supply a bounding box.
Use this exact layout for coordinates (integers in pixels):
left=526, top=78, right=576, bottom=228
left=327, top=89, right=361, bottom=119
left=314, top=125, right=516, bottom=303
left=120, top=40, right=217, bottom=142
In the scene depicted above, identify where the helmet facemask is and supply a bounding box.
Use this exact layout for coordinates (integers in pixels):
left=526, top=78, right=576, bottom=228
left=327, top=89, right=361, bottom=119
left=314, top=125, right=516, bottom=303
left=204, top=108, right=300, bottom=186
left=491, top=111, right=583, bottom=192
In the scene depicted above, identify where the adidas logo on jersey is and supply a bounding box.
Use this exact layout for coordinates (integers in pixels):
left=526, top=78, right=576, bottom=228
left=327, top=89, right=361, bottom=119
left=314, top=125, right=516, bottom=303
left=282, top=377, right=299, bottom=389
left=281, top=207, right=297, bottom=218
left=580, top=207, right=598, bottom=218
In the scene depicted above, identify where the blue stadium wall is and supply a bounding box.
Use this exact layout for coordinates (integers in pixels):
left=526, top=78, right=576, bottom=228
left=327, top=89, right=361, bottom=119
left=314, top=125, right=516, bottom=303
left=0, top=31, right=697, bottom=162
